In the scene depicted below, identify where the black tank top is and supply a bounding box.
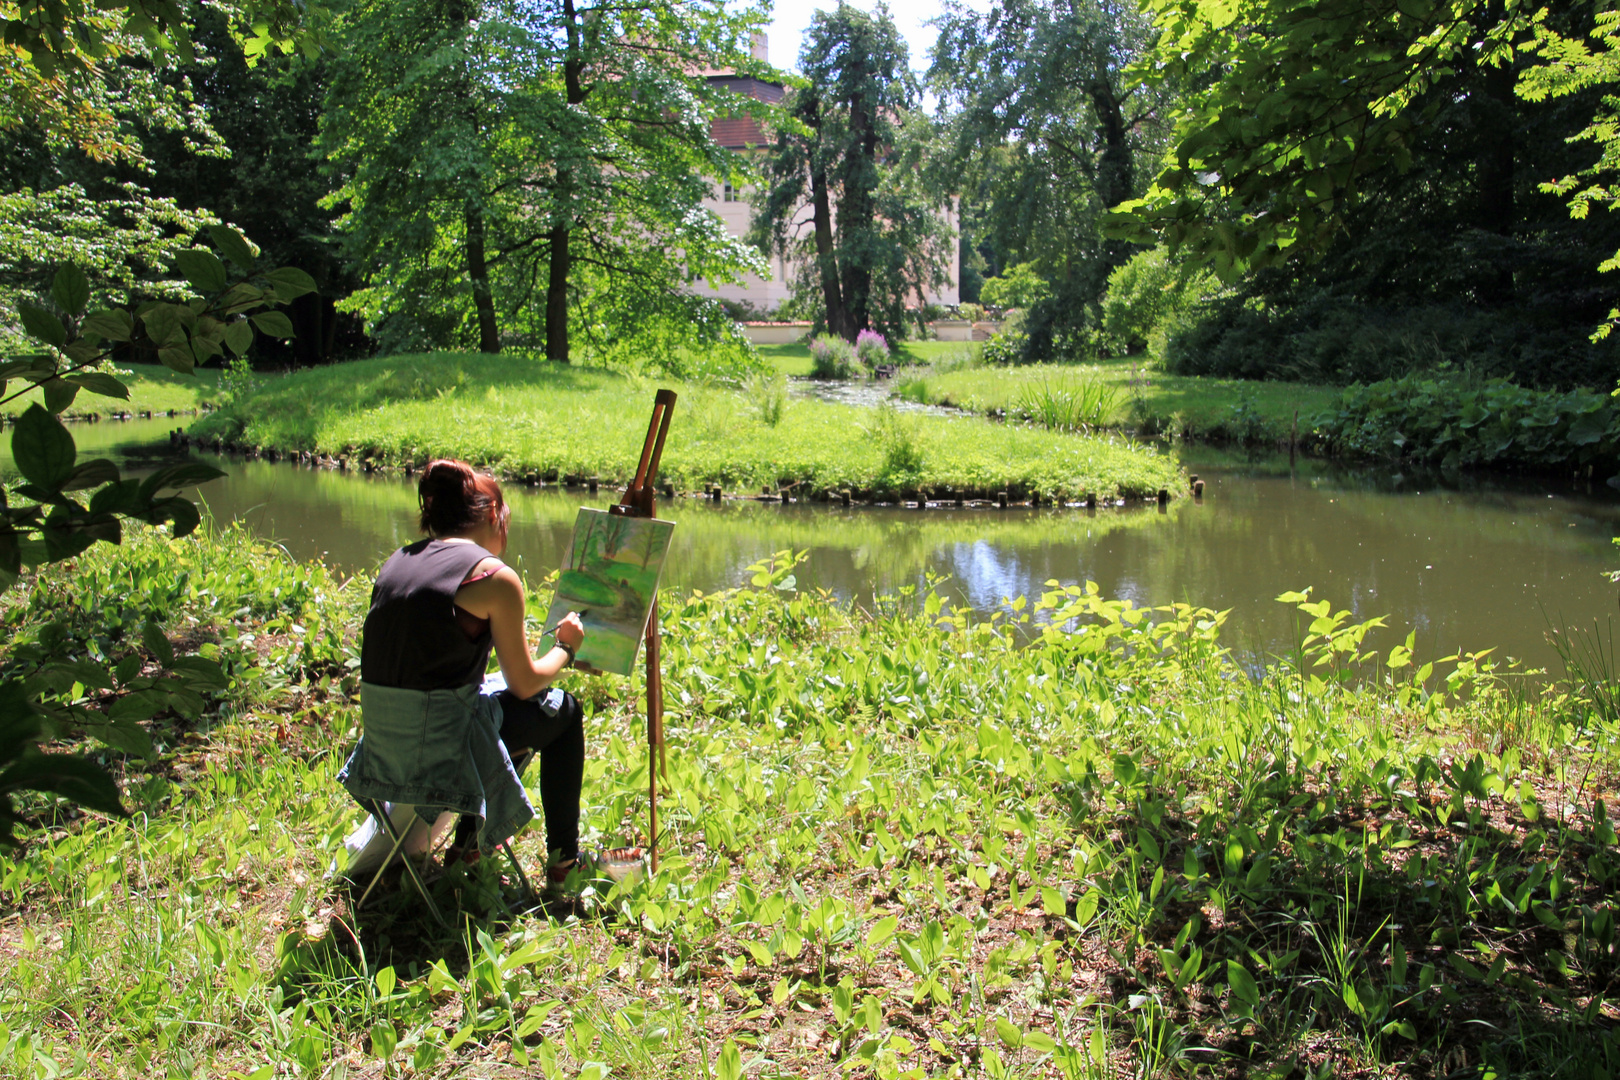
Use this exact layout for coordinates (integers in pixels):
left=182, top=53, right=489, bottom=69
left=361, top=538, right=497, bottom=690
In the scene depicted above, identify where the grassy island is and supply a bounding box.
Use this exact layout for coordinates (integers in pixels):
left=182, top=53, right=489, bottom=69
left=1, top=528, right=1614, bottom=1077
left=189, top=353, right=1185, bottom=501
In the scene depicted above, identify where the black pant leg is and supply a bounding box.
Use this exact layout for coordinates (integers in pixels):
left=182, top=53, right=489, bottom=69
left=498, top=689, right=585, bottom=861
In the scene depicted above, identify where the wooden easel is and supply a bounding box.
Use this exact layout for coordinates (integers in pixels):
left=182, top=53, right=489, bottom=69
left=608, top=389, right=676, bottom=873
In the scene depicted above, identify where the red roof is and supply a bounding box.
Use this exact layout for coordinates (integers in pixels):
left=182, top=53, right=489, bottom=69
left=712, top=116, right=770, bottom=149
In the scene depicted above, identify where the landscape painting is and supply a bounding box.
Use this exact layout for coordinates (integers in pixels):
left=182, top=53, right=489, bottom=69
left=544, top=508, right=676, bottom=675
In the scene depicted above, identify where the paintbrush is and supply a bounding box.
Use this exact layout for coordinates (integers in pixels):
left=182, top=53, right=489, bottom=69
left=541, top=609, right=589, bottom=638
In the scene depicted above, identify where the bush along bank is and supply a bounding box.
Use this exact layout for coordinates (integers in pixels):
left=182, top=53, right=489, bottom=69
left=1313, top=374, right=1620, bottom=478
left=187, top=353, right=1186, bottom=504
left=2, top=533, right=1618, bottom=1077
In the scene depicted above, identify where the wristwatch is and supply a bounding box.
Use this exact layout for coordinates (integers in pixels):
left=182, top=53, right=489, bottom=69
left=557, top=640, right=576, bottom=664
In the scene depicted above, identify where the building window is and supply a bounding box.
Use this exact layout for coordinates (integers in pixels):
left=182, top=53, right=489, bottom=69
left=722, top=183, right=738, bottom=203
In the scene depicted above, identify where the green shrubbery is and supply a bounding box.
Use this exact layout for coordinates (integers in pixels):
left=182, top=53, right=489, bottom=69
left=1167, top=296, right=1620, bottom=390
left=1313, top=373, right=1620, bottom=473
left=1096, top=246, right=1217, bottom=358
left=808, top=334, right=857, bottom=379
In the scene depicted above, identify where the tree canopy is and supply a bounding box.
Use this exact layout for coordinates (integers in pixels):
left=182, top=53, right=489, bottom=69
left=321, top=0, right=773, bottom=362
left=928, top=0, right=1174, bottom=359
left=752, top=2, right=952, bottom=343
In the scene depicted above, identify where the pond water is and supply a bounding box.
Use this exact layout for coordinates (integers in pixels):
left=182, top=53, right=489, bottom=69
left=5, top=416, right=1617, bottom=675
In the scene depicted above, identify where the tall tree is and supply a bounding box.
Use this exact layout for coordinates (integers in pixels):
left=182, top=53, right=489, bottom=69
left=320, top=0, right=772, bottom=361
left=753, top=2, right=952, bottom=343
left=1105, top=0, right=1620, bottom=387
left=1105, top=0, right=1533, bottom=277
left=929, top=0, right=1176, bottom=359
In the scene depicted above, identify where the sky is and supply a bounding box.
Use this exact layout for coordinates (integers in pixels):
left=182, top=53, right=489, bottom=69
left=762, top=0, right=954, bottom=74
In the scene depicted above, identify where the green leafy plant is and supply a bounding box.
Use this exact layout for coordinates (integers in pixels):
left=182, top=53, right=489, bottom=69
left=1014, top=375, right=1121, bottom=432
left=0, top=230, right=309, bottom=846
left=808, top=334, right=857, bottom=379
left=1313, top=373, right=1619, bottom=472
left=742, top=371, right=787, bottom=427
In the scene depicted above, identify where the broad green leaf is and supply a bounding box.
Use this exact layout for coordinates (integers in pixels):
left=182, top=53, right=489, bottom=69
left=716, top=1038, right=742, bottom=1080
left=995, top=1017, right=1023, bottom=1049
left=42, top=378, right=79, bottom=414
left=98, top=717, right=155, bottom=757
left=159, top=344, right=196, bottom=373
left=142, top=621, right=175, bottom=667
left=64, top=341, right=101, bottom=365
left=207, top=224, right=259, bottom=268
left=90, top=479, right=142, bottom=516
left=174, top=249, right=228, bottom=294
left=369, top=1021, right=397, bottom=1061
left=139, top=462, right=227, bottom=500
left=12, top=404, right=76, bottom=488
left=167, top=657, right=228, bottom=691
left=262, top=267, right=317, bottom=300
left=149, top=495, right=203, bottom=537
left=224, top=320, right=254, bottom=356
left=81, top=310, right=134, bottom=342
left=0, top=748, right=126, bottom=816
left=62, top=372, right=130, bottom=400
left=108, top=690, right=166, bottom=723
left=63, top=458, right=120, bottom=492
left=18, top=302, right=66, bottom=348
left=140, top=304, right=183, bottom=347
left=1226, top=960, right=1260, bottom=1008
left=51, top=265, right=90, bottom=317
left=250, top=311, right=295, bottom=338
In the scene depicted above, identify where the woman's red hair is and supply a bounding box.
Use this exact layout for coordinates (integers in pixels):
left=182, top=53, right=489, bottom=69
left=418, top=459, right=508, bottom=536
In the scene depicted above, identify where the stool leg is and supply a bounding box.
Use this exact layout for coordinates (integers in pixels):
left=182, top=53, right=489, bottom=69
left=358, top=801, right=449, bottom=929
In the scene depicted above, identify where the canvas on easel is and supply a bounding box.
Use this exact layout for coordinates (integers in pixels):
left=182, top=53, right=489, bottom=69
left=544, top=507, right=676, bottom=676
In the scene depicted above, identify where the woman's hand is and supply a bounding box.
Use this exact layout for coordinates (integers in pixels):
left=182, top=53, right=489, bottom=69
left=555, top=611, right=585, bottom=652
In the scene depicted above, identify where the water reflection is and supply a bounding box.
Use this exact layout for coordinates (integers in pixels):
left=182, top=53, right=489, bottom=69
left=4, top=418, right=1616, bottom=673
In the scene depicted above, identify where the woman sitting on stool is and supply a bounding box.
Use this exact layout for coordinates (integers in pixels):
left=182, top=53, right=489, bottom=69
left=338, top=459, right=590, bottom=891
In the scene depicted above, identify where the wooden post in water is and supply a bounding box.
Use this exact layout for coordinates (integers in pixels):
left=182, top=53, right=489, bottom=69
left=610, top=389, right=677, bottom=874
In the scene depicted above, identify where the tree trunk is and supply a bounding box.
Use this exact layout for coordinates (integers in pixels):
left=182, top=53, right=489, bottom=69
left=839, top=91, right=879, bottom=338
left=1088, top=70, right=1135, bottom=274
left=544, top=0, right=589, bottom=362
left=810, top=154, right=848, bottom=340
left=466, top=202, right=500, bottom=353
left=545, top=223, right=570, bottom=361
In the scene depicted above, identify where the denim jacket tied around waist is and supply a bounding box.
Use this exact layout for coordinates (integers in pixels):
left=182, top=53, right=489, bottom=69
left=338, top=677, right=533, bottom=854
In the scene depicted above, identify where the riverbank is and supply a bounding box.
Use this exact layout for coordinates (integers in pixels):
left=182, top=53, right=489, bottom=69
left=888, top=354, right=1340, bottom=442
left=1, top=527, right=1614, bottom=1077
left=189, top=353, right=1185, bottom=502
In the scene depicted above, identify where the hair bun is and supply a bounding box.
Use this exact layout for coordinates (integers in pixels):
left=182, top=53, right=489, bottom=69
left=418, top=459, right=504, bottom=537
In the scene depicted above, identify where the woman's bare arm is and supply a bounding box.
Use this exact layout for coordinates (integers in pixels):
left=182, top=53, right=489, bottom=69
left=456, top=563, right=578, bottom=700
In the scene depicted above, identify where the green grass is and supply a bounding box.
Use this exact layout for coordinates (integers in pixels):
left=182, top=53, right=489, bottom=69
left=0, top=362, right=222, bottom=419
left=910, top=356, right=1340, bottom=441
left=2, top=528, right=1617, bottom=1077
left=190, top=353, right=1185, bottom=500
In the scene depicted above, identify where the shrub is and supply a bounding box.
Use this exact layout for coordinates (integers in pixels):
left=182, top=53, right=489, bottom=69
left=855, top=329, right=890, bottom=371
left=1165, top=295, right=1620, bottom=389
left=863, top=403, right=925, bottom=482
left=956, top=303, right=985, bottom=322
left=1098, top=245, right=1218, bottom=358
left=979, top=261, right=1051, bottom=311
left=744, top=371, right=787, bottom=427
left=808, top=334, right=856, bottom=379
left=1313, top=373, right=1620, bottom=472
